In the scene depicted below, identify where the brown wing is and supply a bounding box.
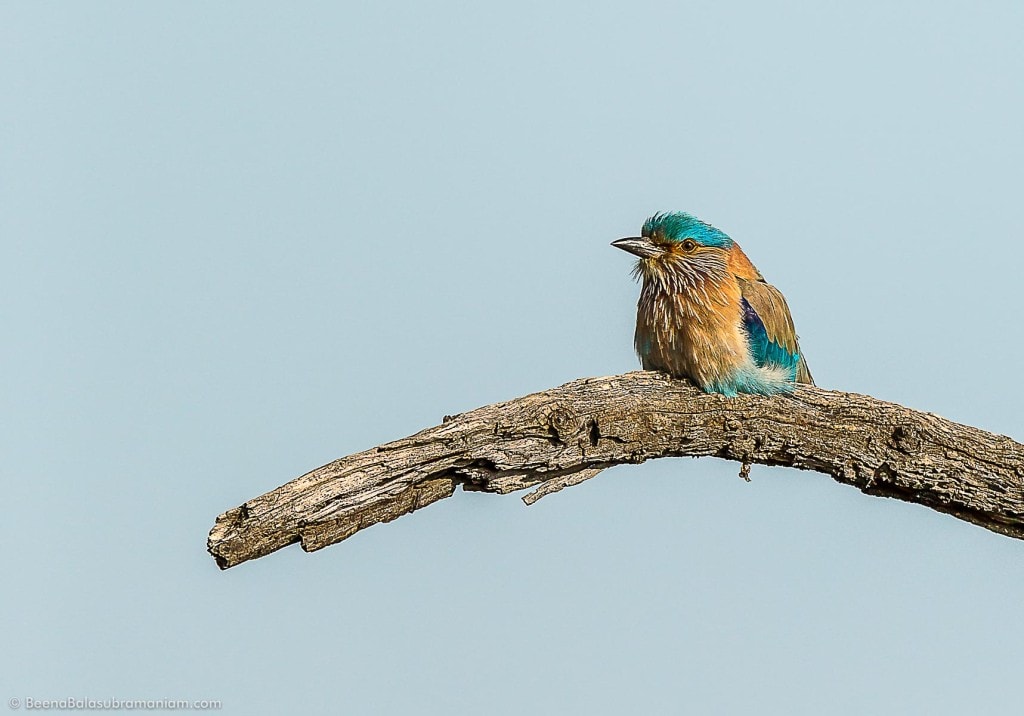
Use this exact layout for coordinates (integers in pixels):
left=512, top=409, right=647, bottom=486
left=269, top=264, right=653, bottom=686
left=737, top=277, right=814, bottom=385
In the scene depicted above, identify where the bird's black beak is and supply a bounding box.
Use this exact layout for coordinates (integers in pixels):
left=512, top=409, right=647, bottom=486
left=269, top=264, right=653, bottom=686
left=611, top=236, right=662, bottom=258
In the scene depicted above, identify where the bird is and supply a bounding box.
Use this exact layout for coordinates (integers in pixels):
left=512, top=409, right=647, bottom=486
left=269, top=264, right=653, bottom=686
left=612, top=211, right=813, bottom=397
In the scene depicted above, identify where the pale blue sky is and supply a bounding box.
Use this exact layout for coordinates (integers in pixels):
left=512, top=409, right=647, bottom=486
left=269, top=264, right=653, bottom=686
left=3, top=2, right=1023, bottom=714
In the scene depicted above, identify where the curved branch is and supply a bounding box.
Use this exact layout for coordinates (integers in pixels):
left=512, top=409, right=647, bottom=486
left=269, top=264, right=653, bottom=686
left=207, top=372, right=1024, bottom=569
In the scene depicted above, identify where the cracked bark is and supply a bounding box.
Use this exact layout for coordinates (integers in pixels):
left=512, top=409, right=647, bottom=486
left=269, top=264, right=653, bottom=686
left=207, top=371, right=1024, bottom=569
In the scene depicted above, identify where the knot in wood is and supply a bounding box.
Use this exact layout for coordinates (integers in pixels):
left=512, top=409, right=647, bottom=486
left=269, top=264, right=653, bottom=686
left=892, top=424, right=923, bottom=453
left=542, top=404, right=582, bottom=443
left=864, top=461, right=897, bottom=490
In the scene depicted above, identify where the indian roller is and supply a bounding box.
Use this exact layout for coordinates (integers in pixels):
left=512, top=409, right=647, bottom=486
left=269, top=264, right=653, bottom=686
left=612, top=212, right=813, bottom=397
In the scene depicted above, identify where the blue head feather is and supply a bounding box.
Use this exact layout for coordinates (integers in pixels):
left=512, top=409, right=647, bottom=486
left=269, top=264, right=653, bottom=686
left=642, top=212, right=733, bottom=249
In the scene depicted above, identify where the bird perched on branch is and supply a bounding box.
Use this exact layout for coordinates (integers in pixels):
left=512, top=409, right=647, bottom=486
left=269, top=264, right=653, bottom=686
left=613, top=212, right=812, bottom=397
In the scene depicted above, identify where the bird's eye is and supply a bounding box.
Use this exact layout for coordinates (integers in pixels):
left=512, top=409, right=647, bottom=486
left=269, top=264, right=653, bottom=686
left=681, top=239, right=698, bottom=252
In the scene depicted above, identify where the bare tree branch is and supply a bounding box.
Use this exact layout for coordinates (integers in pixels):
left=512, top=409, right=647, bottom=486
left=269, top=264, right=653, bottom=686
left=207, top=372, right=1024, bottom=569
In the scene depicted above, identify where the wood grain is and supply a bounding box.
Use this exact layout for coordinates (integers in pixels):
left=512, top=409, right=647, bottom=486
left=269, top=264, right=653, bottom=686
left=208, top=372, right=1024, bottom=569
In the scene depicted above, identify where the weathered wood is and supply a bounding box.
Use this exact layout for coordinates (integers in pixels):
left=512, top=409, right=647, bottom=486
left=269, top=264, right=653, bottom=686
left=207, top=371, right=1024, bottom=569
